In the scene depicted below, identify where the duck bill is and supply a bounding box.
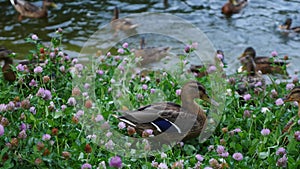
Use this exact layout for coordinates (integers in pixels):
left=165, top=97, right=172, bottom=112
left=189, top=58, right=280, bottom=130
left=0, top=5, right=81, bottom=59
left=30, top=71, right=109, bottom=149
left=209, top=98, right=219, bottom=107
left=51, top=2, right=57, bottom=8
left=238, top=52, right=246, bottom=60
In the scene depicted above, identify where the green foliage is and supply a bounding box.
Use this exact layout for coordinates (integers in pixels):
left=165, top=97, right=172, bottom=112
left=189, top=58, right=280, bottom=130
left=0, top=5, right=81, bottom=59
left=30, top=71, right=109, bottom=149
left=0, top=32, right=299, bottom=168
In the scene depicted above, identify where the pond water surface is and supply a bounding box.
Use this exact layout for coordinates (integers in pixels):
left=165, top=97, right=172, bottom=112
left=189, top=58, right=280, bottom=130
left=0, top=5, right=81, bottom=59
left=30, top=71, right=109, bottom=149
left=1, top=0, right=300, bottom=75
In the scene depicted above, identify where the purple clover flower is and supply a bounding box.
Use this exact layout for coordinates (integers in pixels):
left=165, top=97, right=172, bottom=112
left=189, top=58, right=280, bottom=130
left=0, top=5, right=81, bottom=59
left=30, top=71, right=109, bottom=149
left=118, top=122, right=126, bottom=129
left=196, top=154, right=204, bottom=161
left=29, top=79, right=37, bottom=87
left=271, top=50, right=278, bottom=57
left=158, top=163, right=168, bottom=169
left=31, top=34, right=38, bottom=40
left=95, top=114, right=104, bottom=122
left=16, top=64, right=25, bottom=71
left=286, top=83, right=295, bottom=90
left=261, top=128, right=271, bottom=136
left=18, top=130, right=27, bottom=139
left=122, top=42, right=128, bottom=48
left=42, top=134, right=51, bottom=141
left=81, top=163, right=92, bottom=169
left=276, top=147, right=286, bottom=156
left=36, top=88, right=52, bottom=100
left=67, top=97, right=76, bottom=106
left=117, top=48, right=124, bottom=54
left=232, top=152, right=243, bottom=161
left=176, top=89, right=181, bottom=96
left=0, top=124, right=4, bottom=136
left=109, top=156, right=122, bottom=168
left=30, top=106, right=36, bottom=114
left=142, top=84, right=148, bottom=90
left=276, top=154, right=287, bottom=167
left=34, top=66, right=43, bottom=73
left=0, top=104, right=7, bottom=112
left=243, top=94, right=251, bottom=101
left=59, top=66, right=65, bottom=72
left=275, top=98, right=284, bottom=106
left=97, top=70, right=104, bottom=75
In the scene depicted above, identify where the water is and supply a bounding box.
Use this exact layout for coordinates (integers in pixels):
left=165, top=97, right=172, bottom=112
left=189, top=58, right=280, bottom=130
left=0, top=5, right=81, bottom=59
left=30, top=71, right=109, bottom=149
left=1, top=0, right=300, bottom=75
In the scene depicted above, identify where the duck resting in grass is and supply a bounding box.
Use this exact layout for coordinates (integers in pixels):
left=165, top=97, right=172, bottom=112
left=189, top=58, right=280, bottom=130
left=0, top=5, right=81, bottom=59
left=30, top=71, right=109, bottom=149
left=239, top=47, right=288, bottom=75
left=189, top=50, right=225, bottom=78
left=281, top=86, right=300, bottom=134
left=133, top=37, right=171, bottom=66
left=0, top=46, right=44, bottom=82
left=10, top=0, right=57, bottom=20
left=236, top=54, right=265, bottom=95
left=283, top=86, right=300, bottom=117
left=114, top=81, right=218, bottom=142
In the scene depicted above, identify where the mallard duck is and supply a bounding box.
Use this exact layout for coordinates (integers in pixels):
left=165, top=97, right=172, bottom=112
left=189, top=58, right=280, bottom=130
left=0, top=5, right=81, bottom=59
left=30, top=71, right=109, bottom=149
left=283, top=86, right=300, bottom=117
left=0, top=46, right=44, bottom=82
left=114, top=81, right=218, bottom=142
left=239, top=47, right=288, bottom=75
left=134, top=37, right=171, bottom=66
left=10, top=0, right=57, bottom=20
left=189, top=50, right=225, bottom=78
left=280, top=86, right=300, bottom=134
left=111, top=7, right=138, bottom=33
left=236, top=54, right=265, bottom=95
left=221, top=0, right=248, bottom=16
left=0, top=47, right=16, bottom=82
left=279, top=18, right=300, bottom=33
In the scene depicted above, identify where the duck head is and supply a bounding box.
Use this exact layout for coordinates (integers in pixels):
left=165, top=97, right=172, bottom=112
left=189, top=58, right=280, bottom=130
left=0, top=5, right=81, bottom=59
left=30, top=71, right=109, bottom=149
left=239, top=47, right=256, bottom=59
left=282, top=86, right=300, bottom=103
left=181, top=81, right=218, bottom=106
left=43, top=0, right=57, bottom=8
left=279, top=18, right=292, bottom=30
left=239, top=54, right=256, bottom=76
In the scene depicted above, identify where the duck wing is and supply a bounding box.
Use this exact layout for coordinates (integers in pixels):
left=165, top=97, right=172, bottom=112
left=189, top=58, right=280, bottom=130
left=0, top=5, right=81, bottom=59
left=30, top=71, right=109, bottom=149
left=255, top=57, right=288, bottom=66
left=118, top=102, right=180, bottom=123
left=292, top=27, right=300, bottom=33
left=12, top=0, right=40, bottom=12
left=117, top=102, right=189, bottom=133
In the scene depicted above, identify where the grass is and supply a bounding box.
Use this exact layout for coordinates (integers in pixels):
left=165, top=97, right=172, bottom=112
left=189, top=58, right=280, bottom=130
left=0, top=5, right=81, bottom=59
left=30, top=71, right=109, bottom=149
left=0, top=31, right=299, bottom=169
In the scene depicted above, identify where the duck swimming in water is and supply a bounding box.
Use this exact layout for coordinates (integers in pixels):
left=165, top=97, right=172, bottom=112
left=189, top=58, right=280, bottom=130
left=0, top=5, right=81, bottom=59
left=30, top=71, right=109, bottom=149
left=10, top=0, right=57, bottom=20
left=279, top=18, right=300, bottom=33
left=222, top=0, right=248, bottom=16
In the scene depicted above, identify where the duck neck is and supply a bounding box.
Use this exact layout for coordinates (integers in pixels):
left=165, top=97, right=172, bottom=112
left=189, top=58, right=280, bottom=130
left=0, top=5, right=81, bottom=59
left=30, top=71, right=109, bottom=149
left=181, top=95, right=206, bottom=119
left=42, top=1, right=48, bottom=11
left=246, top=57, right=256, bottom=76
left=113, top=8, right=119, bottom=20
left=4, top=57, right=13, bottom=65
left=298, top=102, right=300, bottom=117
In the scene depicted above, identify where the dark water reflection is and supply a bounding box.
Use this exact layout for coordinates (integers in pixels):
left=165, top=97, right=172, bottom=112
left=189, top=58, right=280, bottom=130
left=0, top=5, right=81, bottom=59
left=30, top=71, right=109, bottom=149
left=0, top=0, right=300, bottom=75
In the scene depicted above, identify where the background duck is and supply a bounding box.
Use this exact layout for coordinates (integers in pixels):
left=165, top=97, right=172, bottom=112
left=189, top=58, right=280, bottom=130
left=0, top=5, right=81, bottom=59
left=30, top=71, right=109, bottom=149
left=279, top=18, right=300, bottom=33
left=134, top=37, right=171, bottom=66
left=283, top=86, right=300, bottom=117
left=239, top=47, right=288, bottom=75
left=221, top=0, right=248, bottom=16
left=114, top=81, right=218, bottom=142
left=236, top=54, right=265, bottom=95
left=111, top=6, right=138, bottom=33
left=189, top=50, right=225, bottom=78
left=0, top=46, right=44, bottom=82
left=0, top=47, right=16, bottom=82
left=10, top=0, right=57, bottom=20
